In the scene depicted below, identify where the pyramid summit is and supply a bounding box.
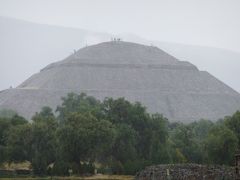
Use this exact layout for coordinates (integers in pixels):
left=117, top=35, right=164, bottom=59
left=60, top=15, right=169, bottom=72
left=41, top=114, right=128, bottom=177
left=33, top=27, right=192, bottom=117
left=41, top=41, right=196, bottom=71
left=0, top=41, right=239, bottom=122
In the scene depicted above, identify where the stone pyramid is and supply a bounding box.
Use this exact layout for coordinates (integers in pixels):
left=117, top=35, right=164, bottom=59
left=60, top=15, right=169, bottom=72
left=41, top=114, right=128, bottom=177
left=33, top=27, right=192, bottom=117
left=0, top=41, right=239, bottom=122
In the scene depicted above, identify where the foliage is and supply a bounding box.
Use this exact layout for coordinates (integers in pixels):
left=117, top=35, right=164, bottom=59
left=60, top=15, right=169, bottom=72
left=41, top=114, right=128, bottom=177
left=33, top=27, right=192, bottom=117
left=1, top=92, right=240, bottom=175
left=0, top=114, right=28, bottom=164
left=225, top=111, right=240, bottom=147
left=56, top=112, right=116, bottom=172
left=56, top=93, right=102, bottom=121
left=0, top=109, right=17, bottom=118
left=6, top=124, right=32, bottom=163
left=6, top=107, right=57, bottom=175
left=205, top=124, right=238, bottom=165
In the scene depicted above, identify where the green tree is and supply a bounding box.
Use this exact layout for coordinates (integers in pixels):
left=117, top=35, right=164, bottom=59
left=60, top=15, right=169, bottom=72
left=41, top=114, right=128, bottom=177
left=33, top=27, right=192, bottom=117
left=6, top=124, right=32, bottom=163
left=56, top=93, right=102, bottom=121
left=148, top=114, right=170, bottom=164
left=32, top=106, right=55, bottom=121
left=102, top=98, right=151, bottom=158
left=170, top=124, right=203, bottom=163
left=11, top=114, right=28, bottom=126
left=57, top=112, right=116, bottom=174
left=6, top=107, right=57, bottom=175
left=0, top=115, right=28, bottom=164
left=30, top=107, right=57, bottom=175
left=225, top=111, right=240, bottom=147
left=205, top=124, right=238, bottom=165
left=190, top=119, right=214, bottom=140
left=110, top=124, right=138, bottom=170
left=0, top=118, right=11, bottom=164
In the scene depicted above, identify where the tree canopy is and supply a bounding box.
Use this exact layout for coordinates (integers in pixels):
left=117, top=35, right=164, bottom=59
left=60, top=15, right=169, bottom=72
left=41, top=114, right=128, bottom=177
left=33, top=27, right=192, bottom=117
left=0, top=93, right=240, bottom=176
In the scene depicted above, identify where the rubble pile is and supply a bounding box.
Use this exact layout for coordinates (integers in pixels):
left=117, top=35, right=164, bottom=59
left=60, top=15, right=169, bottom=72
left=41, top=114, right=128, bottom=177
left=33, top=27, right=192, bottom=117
left=135, top=164, right=234, bottom=180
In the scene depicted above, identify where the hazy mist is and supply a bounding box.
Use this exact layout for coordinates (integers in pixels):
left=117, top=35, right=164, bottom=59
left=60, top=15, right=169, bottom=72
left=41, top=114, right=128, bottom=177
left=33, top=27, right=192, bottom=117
left=0, top=0, right=240, bottom=92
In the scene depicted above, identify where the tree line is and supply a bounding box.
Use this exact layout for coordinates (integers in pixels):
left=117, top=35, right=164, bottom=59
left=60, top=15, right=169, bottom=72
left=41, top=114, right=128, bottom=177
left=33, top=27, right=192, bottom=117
left=0, top=93, right=240, bottom=176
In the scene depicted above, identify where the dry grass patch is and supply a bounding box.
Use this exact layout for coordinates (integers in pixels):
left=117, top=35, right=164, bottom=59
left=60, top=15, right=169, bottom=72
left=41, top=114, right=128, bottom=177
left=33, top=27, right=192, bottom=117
left=0, top=175, right=134, bottom=180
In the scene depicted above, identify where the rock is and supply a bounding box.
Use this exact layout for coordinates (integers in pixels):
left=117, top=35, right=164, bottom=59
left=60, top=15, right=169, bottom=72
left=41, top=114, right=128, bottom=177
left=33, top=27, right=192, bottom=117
left=135, top=164, right=235, bottom=180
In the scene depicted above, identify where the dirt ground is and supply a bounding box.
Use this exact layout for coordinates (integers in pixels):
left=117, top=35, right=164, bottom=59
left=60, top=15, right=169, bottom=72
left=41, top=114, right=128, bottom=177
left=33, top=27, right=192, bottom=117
left=0, top=174, right=134, bottom=180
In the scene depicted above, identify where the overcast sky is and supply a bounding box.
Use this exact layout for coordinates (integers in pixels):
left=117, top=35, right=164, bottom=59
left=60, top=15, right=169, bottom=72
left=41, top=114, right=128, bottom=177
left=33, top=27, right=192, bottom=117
left=1, top=0, right=240, bottom=52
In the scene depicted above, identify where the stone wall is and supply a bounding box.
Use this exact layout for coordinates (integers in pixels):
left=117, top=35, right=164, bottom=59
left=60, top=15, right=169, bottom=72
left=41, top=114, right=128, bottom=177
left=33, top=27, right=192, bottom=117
left=135, top=164, right=235, bottom=180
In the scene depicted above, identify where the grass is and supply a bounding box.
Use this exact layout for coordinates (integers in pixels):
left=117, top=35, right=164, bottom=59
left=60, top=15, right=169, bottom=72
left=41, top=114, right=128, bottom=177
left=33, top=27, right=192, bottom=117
left=1, top=162, right=134, bottom=179
left=2, top=161, right=31, bottom=170
left=0, top=174, right=134, bottom=180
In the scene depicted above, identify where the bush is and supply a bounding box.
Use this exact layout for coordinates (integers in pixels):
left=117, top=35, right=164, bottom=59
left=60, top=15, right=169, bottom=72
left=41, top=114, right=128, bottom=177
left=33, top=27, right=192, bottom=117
left=52, top=161, right=70, bottom=176
left=109, top=160, right=124, bottom=174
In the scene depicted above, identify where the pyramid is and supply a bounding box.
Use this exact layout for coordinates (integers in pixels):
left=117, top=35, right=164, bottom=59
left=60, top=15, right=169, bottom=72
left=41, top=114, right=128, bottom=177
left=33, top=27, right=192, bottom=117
left=0, top=41, right=240, bottom=122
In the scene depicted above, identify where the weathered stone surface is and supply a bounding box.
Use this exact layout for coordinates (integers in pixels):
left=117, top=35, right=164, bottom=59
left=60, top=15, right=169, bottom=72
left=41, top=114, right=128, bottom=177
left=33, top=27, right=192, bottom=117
left=135, top=164, right=235, bottom=180
left=0, top=41, right=240, bottom=121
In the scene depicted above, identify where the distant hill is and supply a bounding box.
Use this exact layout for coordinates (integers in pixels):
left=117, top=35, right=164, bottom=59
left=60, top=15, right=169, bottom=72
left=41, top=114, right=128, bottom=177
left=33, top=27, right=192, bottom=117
left=0, top=16, right=111, bottom=90
left=0, top=16, right=240, bottom=93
